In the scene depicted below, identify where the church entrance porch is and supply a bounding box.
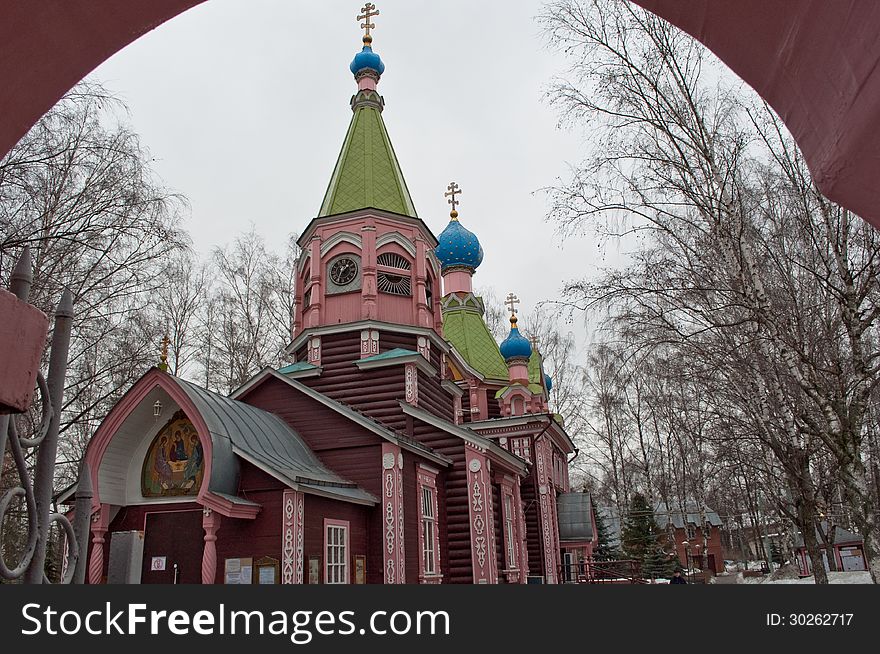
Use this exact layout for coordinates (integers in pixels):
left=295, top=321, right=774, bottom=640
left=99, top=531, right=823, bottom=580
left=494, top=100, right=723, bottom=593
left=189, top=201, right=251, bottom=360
left=140, top=509, right=204, bottom=583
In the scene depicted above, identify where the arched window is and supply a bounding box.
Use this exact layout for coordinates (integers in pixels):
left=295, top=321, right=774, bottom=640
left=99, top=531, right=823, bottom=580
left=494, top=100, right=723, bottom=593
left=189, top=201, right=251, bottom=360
left=377, top=252, right=411, bottom=270
left=377, top=251, right=412, bottom=296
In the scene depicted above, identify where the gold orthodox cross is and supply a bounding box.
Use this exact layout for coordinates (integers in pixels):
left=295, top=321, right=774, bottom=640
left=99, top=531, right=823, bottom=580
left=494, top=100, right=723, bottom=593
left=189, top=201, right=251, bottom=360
left=358, top=3, right=380, bottom=39
left=445, top=182, right=462, bottom=214
left=505, top=293, right=520, bottom=315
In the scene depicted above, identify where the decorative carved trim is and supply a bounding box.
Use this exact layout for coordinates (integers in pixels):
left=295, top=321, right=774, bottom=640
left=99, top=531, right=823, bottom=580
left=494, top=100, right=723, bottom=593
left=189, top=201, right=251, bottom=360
left=404, top=362, right=419, bottom=405
left=466, top=446, right=496, bottom=584
left=382, top=443, right=405, bottom=584
left=307, top=336, right=321, bottom=366
left=416, top=336, right=431, bottom=361
left=282, top=489, right=305, bottom=584
left=360, top=329, right=380, bottom=358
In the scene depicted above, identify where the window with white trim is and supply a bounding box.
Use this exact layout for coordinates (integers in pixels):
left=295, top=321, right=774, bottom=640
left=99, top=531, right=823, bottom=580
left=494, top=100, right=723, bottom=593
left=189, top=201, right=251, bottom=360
left=421, top=486, right=438, bottom=575
left=510, top=437, right=531, bottom=463
left=325, top=522, right=348, bottom=584
left=504, top=493, right=517, bottom=568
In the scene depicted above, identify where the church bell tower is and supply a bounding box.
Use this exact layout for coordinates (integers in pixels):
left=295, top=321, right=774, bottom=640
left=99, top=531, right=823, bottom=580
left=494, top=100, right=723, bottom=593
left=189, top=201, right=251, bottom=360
left=292, top=5, right=443, bottom=343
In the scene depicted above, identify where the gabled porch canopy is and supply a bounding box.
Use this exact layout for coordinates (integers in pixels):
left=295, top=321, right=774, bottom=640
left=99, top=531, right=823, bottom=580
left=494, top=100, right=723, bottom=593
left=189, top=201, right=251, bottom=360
left=83, top=368, right=374, bottom=520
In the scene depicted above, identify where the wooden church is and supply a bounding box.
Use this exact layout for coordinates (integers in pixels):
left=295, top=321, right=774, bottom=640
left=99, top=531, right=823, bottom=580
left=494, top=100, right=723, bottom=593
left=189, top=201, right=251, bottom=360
left=76, top=7, right=594, bottom=585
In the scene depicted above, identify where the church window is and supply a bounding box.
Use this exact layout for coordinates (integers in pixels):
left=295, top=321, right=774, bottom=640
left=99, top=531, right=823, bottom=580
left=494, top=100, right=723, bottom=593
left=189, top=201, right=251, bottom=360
left=504, top=494, right=517, bottom=569
left=425, top=274, right=433, bottom=309
left=377, top=272, right=412, bottom=296
left=324, top=520, right=349, bottom=584
left=303, top=287, right=311, bottom=308
left=417, top=466, right=441, bottom=581
left=421, top=486, right=438, bottom=575
left=510, top=437, right=531, bottom=463
left=377, top=252, right=411, bottom=270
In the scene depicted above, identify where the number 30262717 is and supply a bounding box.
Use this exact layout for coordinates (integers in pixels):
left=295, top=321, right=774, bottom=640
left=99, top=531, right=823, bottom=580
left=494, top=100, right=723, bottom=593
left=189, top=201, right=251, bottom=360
left=766, top=613, right=853, bottom=626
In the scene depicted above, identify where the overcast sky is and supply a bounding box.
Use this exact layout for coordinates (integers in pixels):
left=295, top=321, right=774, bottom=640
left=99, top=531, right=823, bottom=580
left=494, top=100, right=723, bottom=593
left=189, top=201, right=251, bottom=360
left=92, top=0, right=625, bottom=344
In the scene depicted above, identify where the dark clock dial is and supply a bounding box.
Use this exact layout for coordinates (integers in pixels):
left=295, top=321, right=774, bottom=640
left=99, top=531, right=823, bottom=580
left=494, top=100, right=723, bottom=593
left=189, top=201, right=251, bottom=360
left=330, top=257, right=358, bottom=286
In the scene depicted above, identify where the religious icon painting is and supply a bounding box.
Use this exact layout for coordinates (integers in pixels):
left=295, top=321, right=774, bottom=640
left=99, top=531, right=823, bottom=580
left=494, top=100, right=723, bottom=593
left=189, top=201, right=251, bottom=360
left=141, top=410, right=205, bottom=497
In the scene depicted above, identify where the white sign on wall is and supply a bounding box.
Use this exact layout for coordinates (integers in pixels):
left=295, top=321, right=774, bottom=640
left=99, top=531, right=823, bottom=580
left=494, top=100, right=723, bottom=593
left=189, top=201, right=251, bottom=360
left=151, top=556, right=166, bottom=571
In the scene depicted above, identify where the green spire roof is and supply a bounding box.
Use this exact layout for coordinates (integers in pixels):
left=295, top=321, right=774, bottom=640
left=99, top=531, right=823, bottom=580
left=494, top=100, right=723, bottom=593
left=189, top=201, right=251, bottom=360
left=319, top=96, right=417, bottom=218
left=443, top=306, right=509, bottom=380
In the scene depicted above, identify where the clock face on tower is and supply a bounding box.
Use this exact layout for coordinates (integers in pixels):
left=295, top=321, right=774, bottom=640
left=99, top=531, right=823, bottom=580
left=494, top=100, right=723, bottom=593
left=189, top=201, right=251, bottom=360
left=330, top=257, right=358, bottom=286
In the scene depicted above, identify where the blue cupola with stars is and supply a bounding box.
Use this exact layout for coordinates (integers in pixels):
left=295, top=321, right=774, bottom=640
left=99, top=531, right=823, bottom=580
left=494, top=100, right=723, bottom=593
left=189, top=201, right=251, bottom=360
left=499, top=314, right=532, bottom=362
left=435, top=182, right=483, bottom=272
left=544, top=373, right=553, bottom=392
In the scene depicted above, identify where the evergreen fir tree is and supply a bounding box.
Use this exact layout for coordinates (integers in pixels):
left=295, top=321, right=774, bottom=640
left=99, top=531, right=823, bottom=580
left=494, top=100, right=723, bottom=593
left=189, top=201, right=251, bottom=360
left=621, top=493, right=673, bottom=578
left=592, top=496, right=620, bottom=561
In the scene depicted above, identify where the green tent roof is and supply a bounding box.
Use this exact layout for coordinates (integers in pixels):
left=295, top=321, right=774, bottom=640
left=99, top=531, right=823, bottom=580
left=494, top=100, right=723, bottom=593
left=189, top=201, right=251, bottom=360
left=528, top=350, right=544, bottom=385
left=319, top=96, right=417, bottom=218
left=443, top=308, right=509, bottom=380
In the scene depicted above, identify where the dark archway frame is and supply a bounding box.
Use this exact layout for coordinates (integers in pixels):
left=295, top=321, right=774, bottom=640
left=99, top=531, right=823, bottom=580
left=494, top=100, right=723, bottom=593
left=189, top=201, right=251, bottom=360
left=2, top=1, right=880, bottom=228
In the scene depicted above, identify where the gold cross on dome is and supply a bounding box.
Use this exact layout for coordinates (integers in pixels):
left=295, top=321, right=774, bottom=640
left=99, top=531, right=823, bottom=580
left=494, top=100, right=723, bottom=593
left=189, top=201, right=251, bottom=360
left=505, top=293, right=520, bottom=315
left=445, top=182, right=462, bottom=214
left=358, top=3, right=380, bottom=39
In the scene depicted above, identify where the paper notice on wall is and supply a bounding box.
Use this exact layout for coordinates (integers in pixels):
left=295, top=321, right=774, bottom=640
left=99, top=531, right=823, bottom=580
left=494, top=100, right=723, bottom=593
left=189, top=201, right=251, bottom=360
left=225, top=557, right=253, bottom=584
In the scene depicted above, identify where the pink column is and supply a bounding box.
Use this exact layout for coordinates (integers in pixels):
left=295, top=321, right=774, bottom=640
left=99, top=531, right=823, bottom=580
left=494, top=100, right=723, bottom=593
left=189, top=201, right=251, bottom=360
left=306, top=236, right=323, bottom=328
left=361, top=222, right=377, bottom=320
left=414, top=236, right=430, bottom=327
left=282, top=489, right=305, bottom=584
left=382, top=443, right=405, bottom=584
left=465, top=444, right=497, bottom=584
left=201, top=508, right=222, bottom=584
left=87, top=504, right=110, bottom=585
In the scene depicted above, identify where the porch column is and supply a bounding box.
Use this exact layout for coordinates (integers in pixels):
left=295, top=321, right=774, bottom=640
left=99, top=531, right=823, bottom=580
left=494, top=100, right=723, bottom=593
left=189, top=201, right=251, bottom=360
left=382, top=443, right=405, bottom=584
left=465, top=444, right=497, bottom=584
left=281, top=489, right=305, bottom=584
left=87, top=503, right=110, bottom=585
left=535, top=436, right=559, bottom=584
left=201, top=508, right=222, bottom=584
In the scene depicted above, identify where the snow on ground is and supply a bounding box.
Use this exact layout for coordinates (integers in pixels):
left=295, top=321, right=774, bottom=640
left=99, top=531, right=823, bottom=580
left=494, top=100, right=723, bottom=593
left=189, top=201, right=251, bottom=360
left=761, top=571, right=872, bottom=584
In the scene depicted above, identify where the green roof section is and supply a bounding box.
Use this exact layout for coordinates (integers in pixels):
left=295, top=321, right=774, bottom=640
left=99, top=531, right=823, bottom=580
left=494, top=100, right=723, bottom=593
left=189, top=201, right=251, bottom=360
left=528, top=350, right=544, bottom=385
left=319, top=98, right=417, bottom=218
left=358, top=348, right=419, bottom=363
left=278, top=362, right=319, bottom=374
left=443, top=308, right=510, bottom=380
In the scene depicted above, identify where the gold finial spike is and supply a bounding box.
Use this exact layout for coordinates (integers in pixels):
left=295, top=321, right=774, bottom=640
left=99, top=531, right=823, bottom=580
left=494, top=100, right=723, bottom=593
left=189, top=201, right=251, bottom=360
left=358, top=3, right=380, bottom=43
left=505, top=292, right=520, bottom=319
left=159, top=333, right=170, bottom=372
left=445, top=181, right=462, bottom=220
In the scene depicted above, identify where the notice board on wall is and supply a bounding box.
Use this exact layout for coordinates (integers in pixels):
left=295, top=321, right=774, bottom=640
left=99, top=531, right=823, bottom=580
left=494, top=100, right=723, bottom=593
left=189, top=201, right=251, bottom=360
left=224, top=557, right=253, bottom=584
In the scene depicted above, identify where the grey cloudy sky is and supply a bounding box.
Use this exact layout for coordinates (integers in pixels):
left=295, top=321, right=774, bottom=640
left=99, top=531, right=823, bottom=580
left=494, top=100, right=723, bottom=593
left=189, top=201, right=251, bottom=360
left=92, top=0, right=622, bottom=341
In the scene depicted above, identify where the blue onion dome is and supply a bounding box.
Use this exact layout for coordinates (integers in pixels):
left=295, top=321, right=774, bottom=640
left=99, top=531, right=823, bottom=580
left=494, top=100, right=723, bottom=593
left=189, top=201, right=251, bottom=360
left=500, top=315, right=532, bottom=362
left=350, top=40, right=385, bottom=76
left=435, top=215, right=484, bottom=272
left=544, top=373, right=553, bottom=392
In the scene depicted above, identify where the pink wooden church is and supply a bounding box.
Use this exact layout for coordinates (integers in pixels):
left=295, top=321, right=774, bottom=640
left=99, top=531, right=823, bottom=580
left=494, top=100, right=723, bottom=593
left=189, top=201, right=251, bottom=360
left=76, top=8, right=594, bottom=585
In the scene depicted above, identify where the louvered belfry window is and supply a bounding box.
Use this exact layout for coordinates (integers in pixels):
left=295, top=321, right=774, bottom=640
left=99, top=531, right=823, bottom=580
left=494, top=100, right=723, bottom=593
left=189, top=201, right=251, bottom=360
left=377, top=251, right=412, bottom=296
